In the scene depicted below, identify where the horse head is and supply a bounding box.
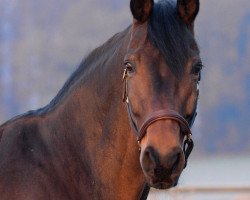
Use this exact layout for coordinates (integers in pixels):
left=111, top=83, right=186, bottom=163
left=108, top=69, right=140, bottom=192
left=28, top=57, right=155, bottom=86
left=124, top=0, right=202, bottom=189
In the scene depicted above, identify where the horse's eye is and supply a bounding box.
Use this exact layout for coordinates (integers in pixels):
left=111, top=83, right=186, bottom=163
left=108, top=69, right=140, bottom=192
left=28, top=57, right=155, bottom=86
left=194, top=67, right=200, bottom=75
left=125, top=62, right=135, bottom=73
left=191, top=62, right=203, bottom=78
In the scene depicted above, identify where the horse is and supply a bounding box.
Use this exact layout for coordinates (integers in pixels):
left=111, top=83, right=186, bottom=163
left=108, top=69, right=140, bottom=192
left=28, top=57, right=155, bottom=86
left=0, top=0, right=202, bottom=199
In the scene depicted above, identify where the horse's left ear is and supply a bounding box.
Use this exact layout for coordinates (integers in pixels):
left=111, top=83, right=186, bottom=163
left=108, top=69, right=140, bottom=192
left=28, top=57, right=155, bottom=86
left=130, top=0, right=154, bottom=23
left=177, top=0, right=199, bottom=25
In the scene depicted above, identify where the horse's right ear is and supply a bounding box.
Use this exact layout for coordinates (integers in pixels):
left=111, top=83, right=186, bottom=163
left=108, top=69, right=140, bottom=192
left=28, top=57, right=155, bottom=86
left=177, top=0, right=199, bottom=25
left=130, top=0, right=154, bottom=23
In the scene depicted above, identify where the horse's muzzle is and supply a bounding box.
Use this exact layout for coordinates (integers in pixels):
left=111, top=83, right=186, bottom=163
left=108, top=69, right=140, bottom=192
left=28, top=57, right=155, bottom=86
left=140, top=146, right=185, bottom=189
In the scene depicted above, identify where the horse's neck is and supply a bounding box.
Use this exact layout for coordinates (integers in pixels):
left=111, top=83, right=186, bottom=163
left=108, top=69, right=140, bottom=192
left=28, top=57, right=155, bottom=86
left=46, top=28, right=145, bottom=200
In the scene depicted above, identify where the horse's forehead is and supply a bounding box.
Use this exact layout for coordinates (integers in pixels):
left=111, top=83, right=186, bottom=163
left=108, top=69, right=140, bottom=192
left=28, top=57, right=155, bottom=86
left=128, top=23, right=149, bottom=50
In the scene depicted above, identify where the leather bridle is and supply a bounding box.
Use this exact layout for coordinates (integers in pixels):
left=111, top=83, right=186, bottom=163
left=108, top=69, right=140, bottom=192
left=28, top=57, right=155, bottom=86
left=123, top=68, right=195, bottom=164
left=122, top=68, right=197, bottom=200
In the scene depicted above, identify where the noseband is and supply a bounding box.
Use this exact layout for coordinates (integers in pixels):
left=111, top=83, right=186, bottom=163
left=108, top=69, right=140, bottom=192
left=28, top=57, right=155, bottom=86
left=122, top=68, right=196, bottom=168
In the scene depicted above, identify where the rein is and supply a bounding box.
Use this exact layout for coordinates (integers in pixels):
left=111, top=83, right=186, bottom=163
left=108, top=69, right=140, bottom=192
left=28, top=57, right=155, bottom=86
left=122, top=68, right=196, bottom=199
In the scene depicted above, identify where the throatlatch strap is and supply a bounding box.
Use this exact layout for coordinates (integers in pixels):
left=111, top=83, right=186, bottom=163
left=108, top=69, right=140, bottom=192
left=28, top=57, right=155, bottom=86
left=139, top=183, right=151, bottom=200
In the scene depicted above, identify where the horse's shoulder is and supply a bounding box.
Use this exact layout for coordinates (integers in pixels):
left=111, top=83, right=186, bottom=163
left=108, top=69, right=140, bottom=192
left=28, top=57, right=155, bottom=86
left=0, top=114, right=53, bottom=198
left=0, top=112, right=48, bottom=165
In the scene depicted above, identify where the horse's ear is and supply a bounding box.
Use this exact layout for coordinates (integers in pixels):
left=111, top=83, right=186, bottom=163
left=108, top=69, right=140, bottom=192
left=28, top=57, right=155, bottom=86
left=177, top=0, right=199, bottom=25
left=130, top=0, right=154, bottom=23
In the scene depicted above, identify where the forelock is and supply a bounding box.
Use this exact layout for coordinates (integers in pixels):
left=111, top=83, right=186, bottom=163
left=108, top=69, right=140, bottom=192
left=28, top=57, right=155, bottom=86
left=148, top=0, right=199, bottom=77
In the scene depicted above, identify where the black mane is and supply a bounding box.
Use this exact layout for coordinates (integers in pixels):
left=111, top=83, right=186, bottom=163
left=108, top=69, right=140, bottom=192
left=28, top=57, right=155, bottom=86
left=148, top=0, right=199, bottom=76
left=41, top=29, right=128, bottom=113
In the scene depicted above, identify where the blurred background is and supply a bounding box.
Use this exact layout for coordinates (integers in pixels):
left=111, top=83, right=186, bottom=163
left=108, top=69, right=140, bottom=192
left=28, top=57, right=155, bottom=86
left=0, top=0, right=249, bottom=199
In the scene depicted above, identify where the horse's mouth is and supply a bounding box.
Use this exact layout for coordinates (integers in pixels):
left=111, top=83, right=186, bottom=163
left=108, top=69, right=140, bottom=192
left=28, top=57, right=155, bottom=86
left=149, top=178, right=178, bottom=190
left=143, top=165, right=181, bottom=189
left=152, top=182, right=173, bottom=190
left=145, top=173, right=180, bottom=190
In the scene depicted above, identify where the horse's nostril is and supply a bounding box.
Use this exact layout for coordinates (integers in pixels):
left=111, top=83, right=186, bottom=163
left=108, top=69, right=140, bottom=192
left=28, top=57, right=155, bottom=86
left=142, top=147, right=160, bottom=172
left=171, top=152, right=181, bottom=173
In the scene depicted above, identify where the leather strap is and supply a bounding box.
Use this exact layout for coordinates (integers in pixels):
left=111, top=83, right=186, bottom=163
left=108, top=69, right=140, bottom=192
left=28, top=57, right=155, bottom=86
left=138, top=109, right=192, bottom=142
left=138, top=183, right=150, bottom=200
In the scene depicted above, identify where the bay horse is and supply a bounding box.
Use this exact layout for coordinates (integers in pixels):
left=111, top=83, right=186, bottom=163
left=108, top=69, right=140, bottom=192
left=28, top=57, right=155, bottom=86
left=0, top=0, right=202, bottom=199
